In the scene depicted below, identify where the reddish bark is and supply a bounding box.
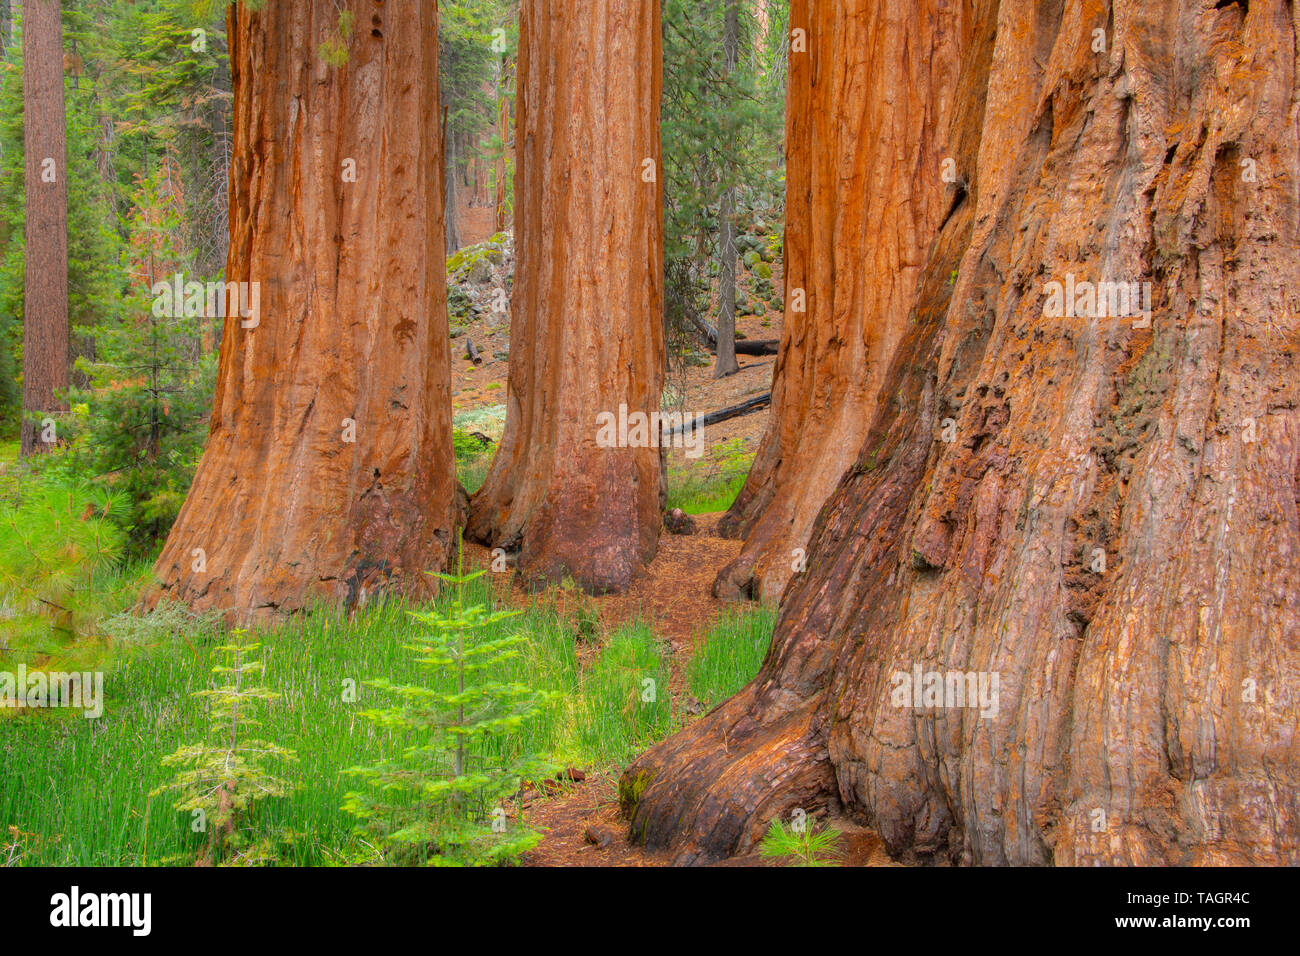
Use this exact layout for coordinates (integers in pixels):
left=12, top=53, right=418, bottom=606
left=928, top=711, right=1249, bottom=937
left=466, top=0, right=666, bottom=594
left=20, top=0, right=69, bottom=457
left=145, top=0, right=460, bottom=622
left=713, top=0, right=963, bottom=601
left=624, top=0, right=1300, bottom=866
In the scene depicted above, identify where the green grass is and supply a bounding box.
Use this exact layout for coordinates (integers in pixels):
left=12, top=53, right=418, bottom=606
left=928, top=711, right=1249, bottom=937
left=457, top=452, right=494, bottom=495
left=666, top=471, right=748, bottom=514
left=686, top=606, right=775, bottom=709
left=665, top=437, right=754, bottom=515
left=453, top=426, right=496, bottom=495
left=0, top=575, right=679, bottom=866
left=1, top=547, right=774, bottom=867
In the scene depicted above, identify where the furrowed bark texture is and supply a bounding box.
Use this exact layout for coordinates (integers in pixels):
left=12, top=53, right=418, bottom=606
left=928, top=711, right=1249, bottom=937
left=713, top=0, right=963, bottom=601
left=20, top=0, right=69, bottom=457
left=146, top=0, right=459, bottom=622
left=624, top=0, right=1300, bottom=865
left=466, top=0, right=666, bottom=594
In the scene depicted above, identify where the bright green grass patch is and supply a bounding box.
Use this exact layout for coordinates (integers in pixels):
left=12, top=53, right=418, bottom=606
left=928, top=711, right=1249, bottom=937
left=666, top=471, right=747, bottom=515
left=453, top=419, right=500, bottom=495
left=686, top=605, right=776, bottom=709
left=664, top=437, right=754, bottom=515
left=0, top=575, right=676, bottom=866
left=573, top=619, right=674, bottom=766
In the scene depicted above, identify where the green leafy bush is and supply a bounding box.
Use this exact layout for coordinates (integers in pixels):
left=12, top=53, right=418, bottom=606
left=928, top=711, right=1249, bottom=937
left=46, top=164, right=219, bottom=556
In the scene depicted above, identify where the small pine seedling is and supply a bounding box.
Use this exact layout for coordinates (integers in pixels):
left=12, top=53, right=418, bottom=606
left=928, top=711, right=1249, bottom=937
left=342, top=561, right=556, bottom=866
left=151, top=629, right=296, bottom=865
left=759, top=817, right=844, bottom=867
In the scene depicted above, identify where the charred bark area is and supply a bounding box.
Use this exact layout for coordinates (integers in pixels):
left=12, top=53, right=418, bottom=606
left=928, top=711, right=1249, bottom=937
left=466, top=0, right=666, bottom=595
left=145, top=0, right=460, bottom=623
left=624, top=0, right=1300, bottom=866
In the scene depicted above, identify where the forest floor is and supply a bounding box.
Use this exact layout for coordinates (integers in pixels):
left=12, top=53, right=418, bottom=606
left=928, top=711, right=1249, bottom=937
left=458, top=518, right=741, bottom=865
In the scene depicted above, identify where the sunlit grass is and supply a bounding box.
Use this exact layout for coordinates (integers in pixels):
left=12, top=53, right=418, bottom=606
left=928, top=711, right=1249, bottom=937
left=665, top=437, right=754, bottom=515
left=0, top=574, right=677, bottom=866
left=686, top=605, right=775, bottom=709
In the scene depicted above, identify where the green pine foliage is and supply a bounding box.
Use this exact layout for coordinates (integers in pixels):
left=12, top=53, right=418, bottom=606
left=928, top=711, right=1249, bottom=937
left=342, top=564, right=557, bottom=866
left=0, top=479, right=129, bottom=658
left=440, top=0, right=516, bottom=157
left=61, top=163, right=217, bottom=555
left=150, top=629, right=298, bottom=866
left=661, top=0, right=788, bottom=350
left=759, top=817, right=844, bottom=867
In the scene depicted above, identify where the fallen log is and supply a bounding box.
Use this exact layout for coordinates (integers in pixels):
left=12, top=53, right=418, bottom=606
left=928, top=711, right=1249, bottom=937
left=666, top=392, right=771, bottom=436
left=686, top=313, right=778, bottom=355
left=688, top=313, right=718, bottom=345
left=465, top=338, right=483, bottom=365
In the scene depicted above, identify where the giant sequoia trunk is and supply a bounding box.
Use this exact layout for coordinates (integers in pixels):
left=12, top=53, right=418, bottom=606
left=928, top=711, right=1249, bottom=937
left=623, top=0, right=1300, bottom=865
left=712, top=0, right=961, bottom=600
left=466, top=0, right=666, bottom=594
left=146, top=0, right=459, bottom=622
left=19, top=0, right=69, bottom=458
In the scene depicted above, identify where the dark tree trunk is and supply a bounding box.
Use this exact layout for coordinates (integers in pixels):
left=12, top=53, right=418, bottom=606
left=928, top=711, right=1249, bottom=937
left=445, top=119, right=461, bottom=254
left=19, top=0, right=69, bottom=457
left=713, top=0, right=741, bottom=379
left=145, top=0, right=460, bottom=623
left=623, top=0, right=1300, bottom=866
left=466, top=0, right=665, bottom=595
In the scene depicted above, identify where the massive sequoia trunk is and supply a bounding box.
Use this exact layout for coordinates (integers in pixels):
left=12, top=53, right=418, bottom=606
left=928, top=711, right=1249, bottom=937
left=712, top=0, right=961, bottom=600
left=145, top=0, right=459, bottom=622
left=623, top=0, right=1300, bottom=865
left=19, top=0, right=69, bottom=457
left=466, top=0, right=666, bottom=594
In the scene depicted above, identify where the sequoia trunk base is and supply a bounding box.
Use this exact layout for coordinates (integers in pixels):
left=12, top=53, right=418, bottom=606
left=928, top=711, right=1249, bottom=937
left=466, top=0, right=666, bottom=595
left=144, top=1, right=460, bottom=622
left=624, top=0, right=1300, bottom=866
